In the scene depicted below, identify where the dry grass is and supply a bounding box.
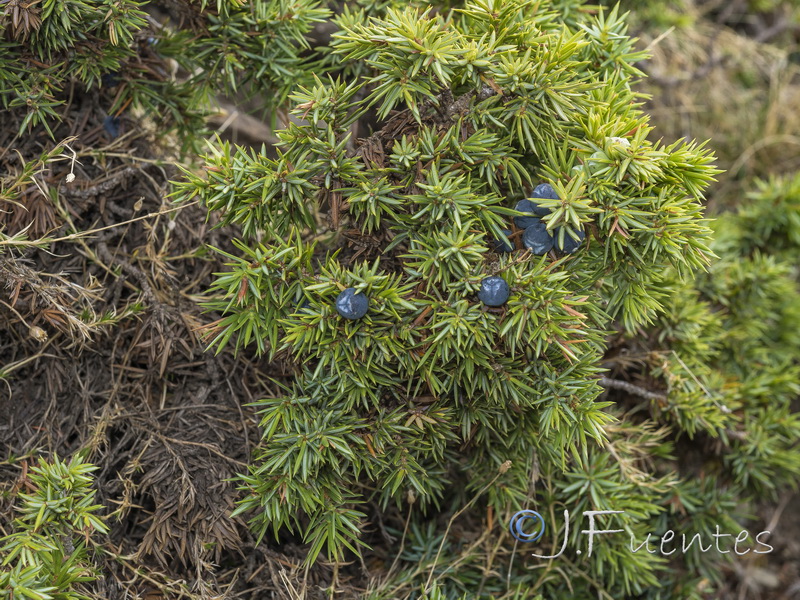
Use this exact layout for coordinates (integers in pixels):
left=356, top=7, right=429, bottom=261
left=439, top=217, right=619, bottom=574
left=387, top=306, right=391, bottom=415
left=635, top=11, right=800, bottom=209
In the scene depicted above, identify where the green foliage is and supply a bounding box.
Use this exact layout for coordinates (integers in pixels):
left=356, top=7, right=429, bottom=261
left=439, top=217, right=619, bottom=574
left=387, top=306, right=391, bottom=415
left=611, top=172, right=800, bottom=595
left=0, top=453, right=108, bottom=600
left=0, top=0, right=328, bottom=144
left=3, top=0, right=799, bottom=597
left=158, top=1, right=800, bottom=598
left=171, top=1, right=731, bottom=595
left=646, top=173, right=800, bottom=499
left=721, top=174, right=800, bottom=258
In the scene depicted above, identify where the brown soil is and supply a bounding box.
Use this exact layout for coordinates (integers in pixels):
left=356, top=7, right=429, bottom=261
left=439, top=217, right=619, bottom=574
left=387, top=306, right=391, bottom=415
left=0, top=97, right=363, bottom=598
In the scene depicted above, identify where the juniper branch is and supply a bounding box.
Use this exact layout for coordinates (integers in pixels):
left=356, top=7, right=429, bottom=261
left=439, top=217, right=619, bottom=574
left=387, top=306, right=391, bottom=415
left=599, top=377, right=667, bottom=402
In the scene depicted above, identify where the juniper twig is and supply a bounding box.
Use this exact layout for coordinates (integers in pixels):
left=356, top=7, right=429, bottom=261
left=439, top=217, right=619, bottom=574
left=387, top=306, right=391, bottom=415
left=599, top=377, right=667, bottom=402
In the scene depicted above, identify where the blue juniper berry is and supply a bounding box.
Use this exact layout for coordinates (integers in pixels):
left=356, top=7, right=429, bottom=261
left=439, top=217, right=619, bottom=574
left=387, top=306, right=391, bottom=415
left=523, top=220, right=554, bottom=255
left=103, top=115, right=121, bottom=139
left=532, top=183, right=559, bottom=201
left=294, top=299, right=312, bottom=314
left=513, top=183, right=558, bottom=227
left=514, top=199, right=546, bottom=228
left=493, top=228, right=514, bottom=253
left=335, top=288, right=369, bottom=320
left=556, top=229, right=586, bottom=254
left=101, top=71, right=121, bottom=88
left=477, top=276, right=510, bottom=307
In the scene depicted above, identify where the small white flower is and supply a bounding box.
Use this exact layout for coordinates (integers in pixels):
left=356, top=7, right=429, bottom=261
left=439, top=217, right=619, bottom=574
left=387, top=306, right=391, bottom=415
left=608, top=136, right=631, bottom=147
left=65, top=173, right=75, bottom=183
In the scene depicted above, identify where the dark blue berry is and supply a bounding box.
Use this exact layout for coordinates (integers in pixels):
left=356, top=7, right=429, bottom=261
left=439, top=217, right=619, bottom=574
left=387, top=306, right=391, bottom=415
left=556, top=229, right=585, bottom=254
left=523, top=220, right=554, bottom=255
left=513, top=199, right=544, bottom=228
left=103, top=115, right=120, bottom=139
left=101, top=72, right=120, bottom=88
left=477, top=276, right=510, bottom=307
left=513, top=190, right=554, bottom=228
left=532, top=183, right=559, bottom=200
left=294, top=299, right=311, bottom=314
left=493, top=228, right=514, bottom=253
left=335, top=288, right=369, bottom=320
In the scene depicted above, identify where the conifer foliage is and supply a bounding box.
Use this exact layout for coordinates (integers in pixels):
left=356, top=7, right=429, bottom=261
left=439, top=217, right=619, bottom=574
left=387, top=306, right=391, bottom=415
left=0, top=455, right=108, bottom=600
left=5, top=0, right=799, bottom=597
left=1, top=0, right=328, bottom=143
left=173, top=1, right=729, bottom=594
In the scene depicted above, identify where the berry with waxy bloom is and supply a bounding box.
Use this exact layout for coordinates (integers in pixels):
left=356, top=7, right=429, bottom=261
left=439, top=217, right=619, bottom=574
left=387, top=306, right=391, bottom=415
left=513, top=184, right=558, bottom=228
left=103, top=115, right=120, bottom=138
left=556, top=229, right=585, bottom=254
left=335, top=288, right=369, bottom=320
left=477, top=276, right=510, bottom=307
left=532, top=183, right=559, bottom=201
left=513, top=199, right=546, bottom=228
left=493, top=228, right=514, bottom=253
left=523, top=220, right=554, bottom=255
